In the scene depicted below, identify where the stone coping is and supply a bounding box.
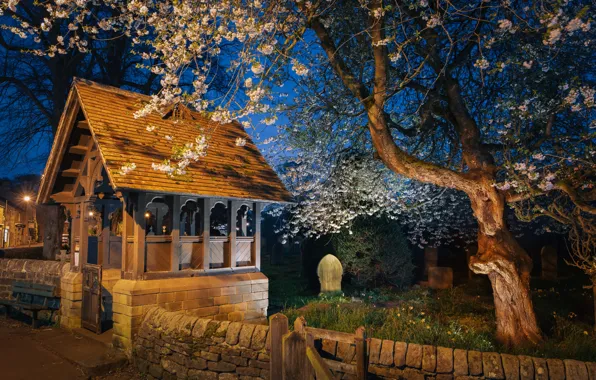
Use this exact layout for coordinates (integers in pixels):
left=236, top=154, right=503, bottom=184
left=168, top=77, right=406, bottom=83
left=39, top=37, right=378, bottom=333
left=114, top=272, right=268, bottom=296
left=0, top=258, right=69, bottom=278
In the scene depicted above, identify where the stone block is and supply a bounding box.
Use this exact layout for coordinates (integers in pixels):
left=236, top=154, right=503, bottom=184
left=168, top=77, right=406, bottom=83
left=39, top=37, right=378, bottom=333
left=406, top=343, right=422, bottom=369
left=565, top=359, right=589, bottom=380
left=547, top=359, right=565, bottom=380
left=188, top=369, right=217, bottom=380
left=226, top=322, right=243, bottom=345
left=228, top=311, right=245, bottom=322
left=482, top=352, right=504, bottom=379
left=532, top=357, right=548, bottom=380
left=436, top=347, right=453, bottom=373
left=207, top=361, right=236, bottom=372
left=453, top=349, right=468, bottom=376
left=251, top=325, right=268, bottom=351
left=422, top=345, right=437, bottom=372
left=468, top=351, right=483, bottom=376
left=394, top=342, right=407, bottom=368
left=586, top=362, right=596, bottom=380
left=369, top=338, right=382, bottom=365
left=518, top=356, right=534, bottom=380
left=161, top=358, right=188, bottom=377
left=379, top=340, right=394, bottom=366
left=239, top=324, right=256, bottom=348
left=500, top=354, right=519, bottom=380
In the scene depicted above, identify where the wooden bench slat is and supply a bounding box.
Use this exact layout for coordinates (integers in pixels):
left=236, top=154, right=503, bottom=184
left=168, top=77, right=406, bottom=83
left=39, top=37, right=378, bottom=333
left=13, top=288, right=55, bottom=298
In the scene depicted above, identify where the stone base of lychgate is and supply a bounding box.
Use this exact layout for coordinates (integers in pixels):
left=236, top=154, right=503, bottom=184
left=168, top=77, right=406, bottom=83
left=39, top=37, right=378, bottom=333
left=60, top=271, right=83, bottom=329
left=111, top=272, right=269, bottom=355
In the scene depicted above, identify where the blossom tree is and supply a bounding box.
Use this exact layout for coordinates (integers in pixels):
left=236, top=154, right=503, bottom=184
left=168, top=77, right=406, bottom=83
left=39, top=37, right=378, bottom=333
left=3, top=0, right=594, bottom=346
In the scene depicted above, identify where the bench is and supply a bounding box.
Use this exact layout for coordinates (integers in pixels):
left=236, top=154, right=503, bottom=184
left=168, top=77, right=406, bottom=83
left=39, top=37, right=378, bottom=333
left=0, top=281, right=61, bottom=328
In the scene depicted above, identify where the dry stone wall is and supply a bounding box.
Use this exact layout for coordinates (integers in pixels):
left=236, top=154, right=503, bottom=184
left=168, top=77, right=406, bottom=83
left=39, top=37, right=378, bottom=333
left=0, top=258, right=67, bottom=299
left=134, top=307, right=270, bottom=380
left=135, top=306, right=596, bottom=380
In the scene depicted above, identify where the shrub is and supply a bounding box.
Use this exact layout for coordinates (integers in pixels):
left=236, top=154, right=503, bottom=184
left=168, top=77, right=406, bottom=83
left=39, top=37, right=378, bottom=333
left=333, top=216, right=415, bottom=288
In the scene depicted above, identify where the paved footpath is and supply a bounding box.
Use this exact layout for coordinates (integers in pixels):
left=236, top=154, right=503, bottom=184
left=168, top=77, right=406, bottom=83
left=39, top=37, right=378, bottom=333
left=0, top=316, right=140, bottom=380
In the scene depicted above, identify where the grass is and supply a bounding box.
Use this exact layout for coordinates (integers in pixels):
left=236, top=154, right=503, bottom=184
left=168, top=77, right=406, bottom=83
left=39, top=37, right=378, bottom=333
left=263, top=254, right=596, bottom=362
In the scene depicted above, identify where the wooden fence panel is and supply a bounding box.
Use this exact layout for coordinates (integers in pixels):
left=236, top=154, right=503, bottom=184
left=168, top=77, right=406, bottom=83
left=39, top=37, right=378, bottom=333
left=270, top=313, right=289, bottom=380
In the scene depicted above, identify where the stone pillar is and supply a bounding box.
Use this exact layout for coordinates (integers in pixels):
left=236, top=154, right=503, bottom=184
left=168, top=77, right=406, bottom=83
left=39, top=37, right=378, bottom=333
left=227, top=200, right=239, bottom=269
left=541, top=245, right=557, bottom=280
left=424, top=247, right=439, bottom=277
left=60, top=270, right=83, bottom=329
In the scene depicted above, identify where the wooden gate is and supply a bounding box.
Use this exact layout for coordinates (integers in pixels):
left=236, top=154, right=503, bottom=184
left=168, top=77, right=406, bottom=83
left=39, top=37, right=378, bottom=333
left=269, top=314, right=368, bottom=380
left=82, top=264, right=102, bottom=334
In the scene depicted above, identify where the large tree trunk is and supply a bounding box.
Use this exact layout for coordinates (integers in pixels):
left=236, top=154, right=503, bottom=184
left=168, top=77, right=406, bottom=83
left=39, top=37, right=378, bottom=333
left=593, top=278, right=596, bottom=333
left=467, top=186, right=542, bottom=346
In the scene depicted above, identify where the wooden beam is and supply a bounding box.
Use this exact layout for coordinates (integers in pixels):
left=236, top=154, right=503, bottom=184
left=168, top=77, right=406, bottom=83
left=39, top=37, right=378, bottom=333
left=68, top=145, right=89, bottom=155
left=78, top=201, right=89, bottom=271
left=227, top=200, right=238, bottom=269
left=200, top=198, right=211, bottom=270
left=132, top=193, right=146, bottom=279
left=62, top=168, right=81, bottom=178
left=77, top=120, right=89, bottom=130
left=252, top=202, right=262, bottom=270
left=170, top=195, right=181, bottom=272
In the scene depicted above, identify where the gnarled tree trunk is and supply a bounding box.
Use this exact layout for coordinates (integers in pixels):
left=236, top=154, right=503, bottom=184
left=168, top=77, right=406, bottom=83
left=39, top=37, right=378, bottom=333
left=467, top=185, right=542, bottom=346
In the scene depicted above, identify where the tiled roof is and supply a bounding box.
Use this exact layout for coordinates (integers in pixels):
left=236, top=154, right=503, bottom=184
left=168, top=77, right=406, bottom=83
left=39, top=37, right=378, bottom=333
left=71, top=79, right=292, bottom=202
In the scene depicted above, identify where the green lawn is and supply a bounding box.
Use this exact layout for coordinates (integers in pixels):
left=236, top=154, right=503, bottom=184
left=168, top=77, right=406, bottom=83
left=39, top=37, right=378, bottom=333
left=263, top=254, right=596, bottom=362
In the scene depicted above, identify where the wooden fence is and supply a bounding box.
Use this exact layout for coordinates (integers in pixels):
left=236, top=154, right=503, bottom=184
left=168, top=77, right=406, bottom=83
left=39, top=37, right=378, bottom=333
left=269, top=313, right=369, bottom=380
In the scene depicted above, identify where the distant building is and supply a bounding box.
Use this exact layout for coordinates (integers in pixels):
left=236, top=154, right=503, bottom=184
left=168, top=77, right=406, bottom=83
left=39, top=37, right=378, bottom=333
left=0, top=196, right=38, bottom=247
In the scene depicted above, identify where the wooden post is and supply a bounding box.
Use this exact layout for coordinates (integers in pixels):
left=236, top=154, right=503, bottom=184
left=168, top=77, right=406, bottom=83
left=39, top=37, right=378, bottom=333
left=252, top=202, right=262, bottom=269
left=269, top=313, right=288, bottom=380
left=170, top=195, right=181, bottom=272
left=132, top=193, right=146, bottom=279
left=79, top=201, right=89, bottom=271
left=283, top=331, right=308, bottom=380
left=294, top=316, right=314, bottom=379
left=101, top=203, right=110, bottom=266
left=200, top=198, right=211, bottom=270
left=227, top=200, right=238, bottom=268
left=355, top=326, right=367, bottom=380
left=121, top=195, right=134, bottom=274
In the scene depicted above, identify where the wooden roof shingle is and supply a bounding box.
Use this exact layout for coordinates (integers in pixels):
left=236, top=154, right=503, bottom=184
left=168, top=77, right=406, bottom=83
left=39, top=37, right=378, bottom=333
left=41, top=79, right=292, bottom=203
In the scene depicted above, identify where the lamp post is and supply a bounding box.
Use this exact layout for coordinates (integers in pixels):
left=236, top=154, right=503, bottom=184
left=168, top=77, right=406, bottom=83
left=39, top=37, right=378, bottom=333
left=23, top=195, right=31, bottom=246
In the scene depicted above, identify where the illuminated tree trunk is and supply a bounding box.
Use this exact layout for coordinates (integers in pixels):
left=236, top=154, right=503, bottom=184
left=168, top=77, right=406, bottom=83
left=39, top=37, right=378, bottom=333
left=467, top=187, right=542, bottom=346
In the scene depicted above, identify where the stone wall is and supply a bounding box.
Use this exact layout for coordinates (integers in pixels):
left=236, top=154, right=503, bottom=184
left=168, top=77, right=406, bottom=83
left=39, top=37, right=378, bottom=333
left=0, top=258, right=67, bottom=299
left=134, top=307, right=270, bottom=380
left=113, top=272, right=269, bottom=354
left=323, top=338, right=596, bottom=380
left=134, top=306, right=596, bottom=380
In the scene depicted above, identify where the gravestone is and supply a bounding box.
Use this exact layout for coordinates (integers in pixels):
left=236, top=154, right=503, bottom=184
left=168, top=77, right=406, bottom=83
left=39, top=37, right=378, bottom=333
left=428, top=267, right=453, bottom=289
left=541, top=245, right=557, bottom=280
left=424, top=247, right=439, bottom=277
left=317, top=254, right=343, bottom=293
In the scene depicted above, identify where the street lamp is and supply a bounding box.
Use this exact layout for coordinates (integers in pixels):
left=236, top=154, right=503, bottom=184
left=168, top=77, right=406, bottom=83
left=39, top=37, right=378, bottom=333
left=23, top=195, right=32, bottom=246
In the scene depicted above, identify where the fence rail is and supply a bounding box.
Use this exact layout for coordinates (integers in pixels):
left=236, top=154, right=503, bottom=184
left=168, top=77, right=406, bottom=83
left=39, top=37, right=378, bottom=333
left=269, top=313, right=368, bottom=380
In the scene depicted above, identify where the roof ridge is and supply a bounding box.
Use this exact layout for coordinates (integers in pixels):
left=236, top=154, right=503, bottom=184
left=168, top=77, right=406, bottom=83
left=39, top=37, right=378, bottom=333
left=73, top=77, right=152, bottom=101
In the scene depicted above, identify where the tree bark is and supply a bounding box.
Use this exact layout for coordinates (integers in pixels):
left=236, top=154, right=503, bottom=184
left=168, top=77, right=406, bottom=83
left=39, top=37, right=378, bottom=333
left=593, top=278, right=596, bottom=333
left=466, top=184, right=542, bottom=346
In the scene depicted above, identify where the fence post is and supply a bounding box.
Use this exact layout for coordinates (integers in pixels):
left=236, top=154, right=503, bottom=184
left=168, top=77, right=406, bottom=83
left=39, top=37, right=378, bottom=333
left=283, top=331, right=308, bottom=380
left=270, top=313, right=289, bottom=380
left=355, top=326, right=367, bottom=380
left=294, top=316, right=314, bottom=379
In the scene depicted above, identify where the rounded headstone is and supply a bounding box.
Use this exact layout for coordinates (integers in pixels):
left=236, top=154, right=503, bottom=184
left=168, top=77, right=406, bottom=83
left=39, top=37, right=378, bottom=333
left=317, top=254, right=343, bottom=293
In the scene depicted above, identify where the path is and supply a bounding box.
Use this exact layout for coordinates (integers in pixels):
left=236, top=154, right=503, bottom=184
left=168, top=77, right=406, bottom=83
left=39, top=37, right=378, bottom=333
left=0, top=316, right=139, bottom=380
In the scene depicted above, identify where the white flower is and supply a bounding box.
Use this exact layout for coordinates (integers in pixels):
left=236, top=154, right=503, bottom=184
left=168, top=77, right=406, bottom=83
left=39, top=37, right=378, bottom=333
left=165, top=135, right=173, bottom=141
left=474, top=58, right=489, bottom=70
left=251, top=62, right=264, bottom=75
left=244, top=78, right=253, bottom=88
left=426, top=15, right=441, bottom=28
left=235, top=137, right=247, bottom=146
left=146, top=125, right=156, bottom=132
left=291, top=60, right=309, bottom=76
left=544, top=28, right=561, bottom=45
left=120, top=162, right=136, bottom=175
left=522, top=60, right=533, bottom=69
left=532, top=153, right=545, bottom=161
left=498, top=19, right=513, bottom=31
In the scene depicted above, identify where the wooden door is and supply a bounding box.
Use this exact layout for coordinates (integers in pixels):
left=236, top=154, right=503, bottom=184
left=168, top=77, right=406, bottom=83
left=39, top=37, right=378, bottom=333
left=82, top=264, right=102, bottom=334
